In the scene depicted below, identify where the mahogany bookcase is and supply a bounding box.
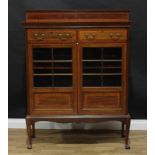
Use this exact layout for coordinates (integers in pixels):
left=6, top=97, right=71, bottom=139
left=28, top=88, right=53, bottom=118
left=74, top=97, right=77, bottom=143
left=23, top=10, right=131, bottom=149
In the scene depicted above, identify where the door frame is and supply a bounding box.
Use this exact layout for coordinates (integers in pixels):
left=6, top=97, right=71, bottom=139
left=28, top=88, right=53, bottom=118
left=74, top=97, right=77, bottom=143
left=77, top=42, right=128, bottom=115
left=27, top=43, right=78, bottom=115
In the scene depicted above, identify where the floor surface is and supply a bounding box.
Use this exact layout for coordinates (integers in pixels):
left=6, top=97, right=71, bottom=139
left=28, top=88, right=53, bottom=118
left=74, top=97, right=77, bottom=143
left=9, top=129, right=147, bottom=155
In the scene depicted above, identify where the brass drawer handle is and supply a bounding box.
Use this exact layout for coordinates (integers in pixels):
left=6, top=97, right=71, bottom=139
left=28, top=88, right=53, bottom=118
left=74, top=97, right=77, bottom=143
left=109, top=32, right=121, bottom=40
left=33, top=33, right=45, bottom=40
left=85, top=33, right=96, bottom=40
left=56, top=33, right=72, bottom=41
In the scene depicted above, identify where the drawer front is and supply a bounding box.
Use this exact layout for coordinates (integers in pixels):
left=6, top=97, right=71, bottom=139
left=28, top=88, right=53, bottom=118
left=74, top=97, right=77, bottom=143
left=31, top=93, right=75, bottom=114
left=79, top=29, right=127, bottom=42
left=28, top=29, right=77, bottom=43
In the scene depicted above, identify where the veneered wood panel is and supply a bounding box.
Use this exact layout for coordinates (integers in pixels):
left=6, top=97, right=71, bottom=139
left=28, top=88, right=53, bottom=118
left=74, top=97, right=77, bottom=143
left=79, top=92, right=124, bottom=115
left=23, top=10, right=131, bottom=29
left=28, top=29, right=77, bottom=43
left=81, top=92, right=121, bottom=111
left=24, top=10, right=130, bottom=26
left=31, top=93, right=75, bottom=115
left=79, top=29, right=127, bottom=43
left=34, top=93, right=72, bottom=108
left=83, top=92, right=121, bottom=108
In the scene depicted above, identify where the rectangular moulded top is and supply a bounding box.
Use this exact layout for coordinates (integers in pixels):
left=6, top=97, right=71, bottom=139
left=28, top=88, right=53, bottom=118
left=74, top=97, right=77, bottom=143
left=23, top=10, right=131, bottom=28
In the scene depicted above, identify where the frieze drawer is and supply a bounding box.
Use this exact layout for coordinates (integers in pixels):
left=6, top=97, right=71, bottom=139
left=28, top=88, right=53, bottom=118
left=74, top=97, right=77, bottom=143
left=28, top=29, right=77, bottom=43
left=79, top=29, right=127, bottom=42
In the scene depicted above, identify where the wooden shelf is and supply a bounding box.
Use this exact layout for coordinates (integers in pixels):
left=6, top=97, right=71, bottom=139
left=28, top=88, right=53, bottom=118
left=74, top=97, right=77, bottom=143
left=83, top=66, right=121, bottom=69
left=33, top=73, right=72, bottom=76
left=33, top=67, right=120, bottom=70
left=83, top=73, right=122, bottom=76
left=83, top=59, right=122, bottom=62
left=33, top=67, right=72, bottom=69
left=34, top=67, right=121, bottom=69
left=33, top=60, right=72, bottom=63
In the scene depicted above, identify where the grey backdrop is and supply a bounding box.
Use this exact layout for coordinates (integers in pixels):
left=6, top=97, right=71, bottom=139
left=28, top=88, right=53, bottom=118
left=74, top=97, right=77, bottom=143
left=8, top=0, right=147, bottom=119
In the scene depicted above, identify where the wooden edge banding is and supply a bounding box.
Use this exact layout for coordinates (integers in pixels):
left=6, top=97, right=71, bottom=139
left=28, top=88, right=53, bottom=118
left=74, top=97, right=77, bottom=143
left=26, top=114, right=131, bottom=123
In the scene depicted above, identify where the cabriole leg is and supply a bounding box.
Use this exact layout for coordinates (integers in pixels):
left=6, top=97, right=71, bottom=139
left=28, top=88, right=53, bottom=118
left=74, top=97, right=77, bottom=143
left=31, top=122, right=35, bottom=138
left=26, top=118, right=32, bottom=149
left=125, top=117, right=131, bottom=149
left=121, top=121, right=125, bottom=137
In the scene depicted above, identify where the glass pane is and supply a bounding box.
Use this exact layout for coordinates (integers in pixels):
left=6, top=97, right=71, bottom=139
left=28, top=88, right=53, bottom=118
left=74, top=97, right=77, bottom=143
left=83, top=75, right=121, bottom=87
left=33, top=75, right=72, bottom=87
left=32, top=48, right=72, bottom=87
left=82, top=47, right=122, bottom=87
left=83, top=47, right=121, bottom=60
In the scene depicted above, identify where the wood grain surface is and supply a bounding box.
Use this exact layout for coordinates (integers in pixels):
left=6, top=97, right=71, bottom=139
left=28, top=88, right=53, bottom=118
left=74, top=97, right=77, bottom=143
left=9, top=129, right=146, bottom=155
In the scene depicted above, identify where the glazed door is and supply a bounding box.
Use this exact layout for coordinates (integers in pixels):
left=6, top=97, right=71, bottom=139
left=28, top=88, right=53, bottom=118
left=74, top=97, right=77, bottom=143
left=27, top=44, right=78, bottom=115
left=78, top=43, right=128, bottom=115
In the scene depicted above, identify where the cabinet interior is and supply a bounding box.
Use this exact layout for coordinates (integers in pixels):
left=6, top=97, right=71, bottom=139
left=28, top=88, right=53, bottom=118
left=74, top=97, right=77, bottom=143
left=32, top=47, right=122, bottom=88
